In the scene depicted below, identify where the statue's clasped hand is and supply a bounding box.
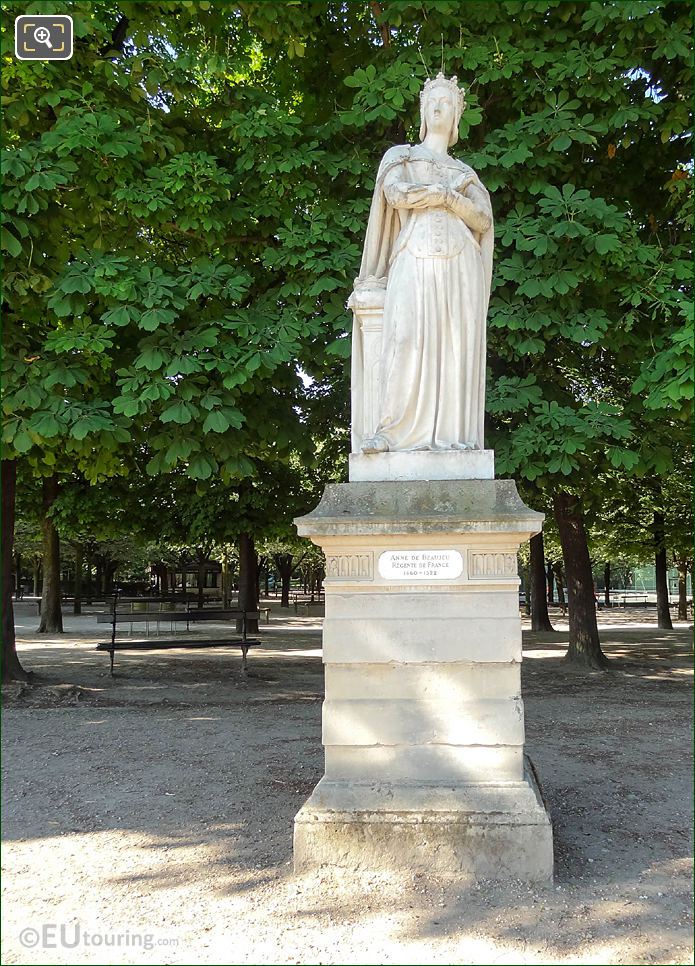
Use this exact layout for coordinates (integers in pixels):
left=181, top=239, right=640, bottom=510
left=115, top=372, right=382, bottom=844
left=443, top=180, right=492, bottom=234
left=454, top=175, right=476, bottom=194
left=426, top=182, right=449, bottom=204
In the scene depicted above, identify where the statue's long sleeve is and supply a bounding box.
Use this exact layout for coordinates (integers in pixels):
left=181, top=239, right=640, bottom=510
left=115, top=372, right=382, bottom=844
left=384, top=168, right=490, bottom=233
left=383, top=178, right=447, bottom=210
left=447, top=188, right=492, bottom=235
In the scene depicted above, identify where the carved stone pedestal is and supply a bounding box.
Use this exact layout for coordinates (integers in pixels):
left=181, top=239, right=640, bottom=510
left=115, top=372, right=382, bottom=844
left=349, top=449, right=495, bottom=482
left=293, top=479, right=553, bottom=881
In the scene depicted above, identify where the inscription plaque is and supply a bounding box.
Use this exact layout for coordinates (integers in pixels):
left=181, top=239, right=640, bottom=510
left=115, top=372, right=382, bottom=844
left=378, top=549, right=463, bottom=581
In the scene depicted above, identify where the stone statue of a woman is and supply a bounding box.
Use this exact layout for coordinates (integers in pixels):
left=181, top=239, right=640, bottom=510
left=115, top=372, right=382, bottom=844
left=350, top=74, right=494, bottom=456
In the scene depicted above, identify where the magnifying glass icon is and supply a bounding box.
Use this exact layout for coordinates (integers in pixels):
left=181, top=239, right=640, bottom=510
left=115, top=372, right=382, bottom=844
left=33, top=26, right=53, bottom=49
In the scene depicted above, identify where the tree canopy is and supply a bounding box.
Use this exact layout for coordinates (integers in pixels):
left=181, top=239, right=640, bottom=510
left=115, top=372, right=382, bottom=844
left=2, top=0, right=692, bottom=674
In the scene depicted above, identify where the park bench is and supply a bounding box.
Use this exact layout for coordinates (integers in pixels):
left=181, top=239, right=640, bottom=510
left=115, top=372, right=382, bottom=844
left=292, top=593, right=324, bottom=615
left=177, top=601, right=271, bottom=622
left=618, top=594, right=649, bottom=607
left=35, top=594, right=78, bottom=614
left=95, top=594, right=261, bottom=675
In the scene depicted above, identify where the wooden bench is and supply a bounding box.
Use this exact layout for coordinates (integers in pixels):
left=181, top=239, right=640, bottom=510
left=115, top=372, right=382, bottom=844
left=95, top=595, right=261, bottom=675
left=95, top=597, right=271, bottom=628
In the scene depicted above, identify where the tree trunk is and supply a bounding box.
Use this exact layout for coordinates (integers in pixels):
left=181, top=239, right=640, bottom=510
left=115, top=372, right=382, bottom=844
left=653, top=512, right=673, bottom=629
left=84, top=552, right=93, bottom=603
left=524, top=560, right=531, bottom=616
left=161, top=566, right=169, bottom=595
left=603, top=561, right=611, bottom=607
left=553, top=492, right=608, bottom=669
left=274, top=554, right=294, bottom=608
left=221, top=557, right=231, bottom=608
left=104, top=561, right=117, bottom=597
left=237, top=533, right=259, bottom=632
left=73, top=543, right=83, bottom=615
left=546, top=562, right=554, bottom=603
left=33, top=558, right=41, bottom=597
left=530, top=533, right=554, bottom=631
left=553, top=562, right=566, bottom=607
left=197, top=558, right=206, bottom=610
left=38, top=475, right=63, bottom=633
left=1, top=461, right=30, bottom=680
left=677, top=564, right=689, bottom=621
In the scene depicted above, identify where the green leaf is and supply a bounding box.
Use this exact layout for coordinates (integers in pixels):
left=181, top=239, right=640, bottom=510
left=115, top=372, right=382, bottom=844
left=165, top=438, right=196, bottom=463
left=551, top=134, right=572, bottom=151
left=202, top=410, right=230, bottom=433
left=187, top=454, right=215, bottom=479
left=136, top=348, right=166, bottom=370
left=61, top=274, right=91, bottom=294
left=13, top=431, right=34, bottom=453
left=102, top=306, right=132, bottom=326
left=1, top=227, right=22, bottom=256
left=139, top=308, right=177, bottom=331
left=594, top=234, right=620, bottom=254
left=29, top=413, right=61, bottom=438
left=160, top=401, right=194, bottom=424
left=326, top=337, right=351, bottom=358
left=113, top=397, right=140, bottom=417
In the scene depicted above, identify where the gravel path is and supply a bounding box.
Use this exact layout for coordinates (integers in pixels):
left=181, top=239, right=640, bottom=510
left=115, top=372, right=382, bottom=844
left=2, top=602, right=692, bottom=965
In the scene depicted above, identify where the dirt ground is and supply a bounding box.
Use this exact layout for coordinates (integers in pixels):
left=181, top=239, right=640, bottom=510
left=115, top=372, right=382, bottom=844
left=2, top=600, right=693, bottom=966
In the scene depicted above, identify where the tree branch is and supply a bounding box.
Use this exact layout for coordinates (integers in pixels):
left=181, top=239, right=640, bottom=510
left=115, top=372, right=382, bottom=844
left=100, top=14, right=130, bottom=57
left=291, top=550, right=309, bottom=574
left=370, top=2, right=390, bottom=46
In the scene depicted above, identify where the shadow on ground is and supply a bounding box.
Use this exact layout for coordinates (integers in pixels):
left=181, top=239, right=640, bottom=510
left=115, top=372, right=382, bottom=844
left=2, top=605, right=692, bottom=965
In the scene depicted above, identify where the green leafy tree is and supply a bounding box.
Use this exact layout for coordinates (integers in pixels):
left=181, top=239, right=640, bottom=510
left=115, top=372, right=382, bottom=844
left=1, top=1, right=330, bottom=672
left=3, top=1, right=691, bottom=680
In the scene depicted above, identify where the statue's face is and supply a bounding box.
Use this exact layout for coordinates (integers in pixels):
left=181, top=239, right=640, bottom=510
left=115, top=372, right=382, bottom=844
left=423, top=86, right=456, bottom=138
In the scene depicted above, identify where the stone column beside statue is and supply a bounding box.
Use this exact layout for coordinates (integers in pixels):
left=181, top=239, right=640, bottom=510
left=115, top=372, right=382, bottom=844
left=294, top=74, right=553, bottom=880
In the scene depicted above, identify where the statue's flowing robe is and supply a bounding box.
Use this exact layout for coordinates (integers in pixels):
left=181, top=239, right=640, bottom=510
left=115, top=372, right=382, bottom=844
left=351, top=144, right=494, bottom=452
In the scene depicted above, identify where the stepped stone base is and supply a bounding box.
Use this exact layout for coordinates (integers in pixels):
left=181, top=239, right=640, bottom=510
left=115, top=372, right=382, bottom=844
left=294, top=759, right=552, bottom=880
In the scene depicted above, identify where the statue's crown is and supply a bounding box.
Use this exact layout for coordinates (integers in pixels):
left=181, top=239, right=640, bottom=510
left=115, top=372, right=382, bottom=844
left=420, top=72, right=466, bottom=113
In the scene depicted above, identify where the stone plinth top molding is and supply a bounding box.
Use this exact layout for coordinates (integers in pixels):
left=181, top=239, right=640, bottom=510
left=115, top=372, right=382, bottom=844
left=295, top=480, right=544, bottom=536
